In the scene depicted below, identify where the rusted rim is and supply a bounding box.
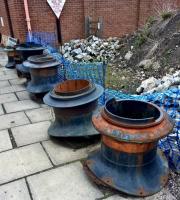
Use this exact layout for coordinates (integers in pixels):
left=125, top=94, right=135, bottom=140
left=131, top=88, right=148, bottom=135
left=54, top=80, right=91, bottom=96
left=50, top=82, right=96, bottom=100
left=102, top=99, right=164, bottom=128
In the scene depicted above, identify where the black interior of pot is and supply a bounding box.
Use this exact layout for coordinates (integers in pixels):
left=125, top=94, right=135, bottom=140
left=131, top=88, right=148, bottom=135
left=105, top=99, right=162, bottom=124
left=17, top=42, right=42, bottom=48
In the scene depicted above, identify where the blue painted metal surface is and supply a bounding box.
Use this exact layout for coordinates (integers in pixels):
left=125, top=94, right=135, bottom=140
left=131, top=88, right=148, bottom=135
left=44, top=84, right=104, bottom=108
left=84, top=99, right=174, bottom=196
left=85, top=146, right=168, bottom=197
left=27, top=71, right=60, bottom=94
left=16, top=43, right=44, bottom=61
left=43, top=82, right=104, bottom=137
left=4, top=48, right=15, bottom=69
left=24, top=55, right=61, bottom=94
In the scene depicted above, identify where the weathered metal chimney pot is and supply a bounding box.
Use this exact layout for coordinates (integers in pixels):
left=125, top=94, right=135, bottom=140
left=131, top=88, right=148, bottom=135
left=43, top=79, right=104, bottom=137
left=16, top=43, right=44, bottom=78
left=84, top=98, right=174, bottom=197
left=24, top=55, right=61, bottom=94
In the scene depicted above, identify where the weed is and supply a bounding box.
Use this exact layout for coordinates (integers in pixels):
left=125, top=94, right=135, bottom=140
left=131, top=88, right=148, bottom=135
left=155, top=0, right=177, bottom=20
left=134, top=24, right=150, bottom=48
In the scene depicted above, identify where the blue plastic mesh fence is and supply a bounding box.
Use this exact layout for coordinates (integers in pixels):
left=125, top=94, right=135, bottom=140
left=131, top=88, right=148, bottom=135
left=26, top=33, right=179, bottom=172
left=26, top=32, right=58, bottom=52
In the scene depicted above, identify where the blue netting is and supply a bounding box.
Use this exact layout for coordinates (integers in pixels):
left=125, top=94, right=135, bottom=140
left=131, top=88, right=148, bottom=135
left=26, top=32, right=58, bottom=52
left=25, top=32, right=179, bottom=172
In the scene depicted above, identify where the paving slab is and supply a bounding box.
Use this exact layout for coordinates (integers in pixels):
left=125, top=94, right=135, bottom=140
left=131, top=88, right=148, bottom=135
left=0, top=130, right=12, bottom=152
left=27, top=162, right=103, bottom=200
left=0, top=105, right=4, bottom=116
left=0, top=85, right=25, bottom=95
left=0, top=93, right=18, bottom=104
left=0, top=80, right=10, bottom=88
left=0, top=73, right=18, bottom=81
left=144, top=188, right=176, bottom=200
left=16, top=91, right=31, bottom=100
left=4, top=100, right=40, bottom=113
left=4, top=69, right=17, bottom=75
left=25, top=107, right=53, bottom=123
left=12, top=121, right=50, bottom=146
left=42, top=140, right=100, bottom=165
left=0, top=112, right=30, bottom=130
left=9, top=78, right=27, bottom=85
left=42, top=141, right=87, bottom=165
left=0, top=51, right=8, bottom=67
left=0, top=143, right=52, bottom=184
left=0, top=179, right=31, bottom=200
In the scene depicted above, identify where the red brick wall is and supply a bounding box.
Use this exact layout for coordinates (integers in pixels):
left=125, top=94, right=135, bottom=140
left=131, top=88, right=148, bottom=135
left=84, top=0, right=140, bottom=37
left=7, top=0, right=27, bottom=41
left=0, top=0, right=180, bottom=43
left=0, top=0, right=11, bottom=36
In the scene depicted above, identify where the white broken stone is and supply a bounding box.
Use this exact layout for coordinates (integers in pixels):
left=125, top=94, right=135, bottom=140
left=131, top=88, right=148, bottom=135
left=124, top=51, right=133, bottom=60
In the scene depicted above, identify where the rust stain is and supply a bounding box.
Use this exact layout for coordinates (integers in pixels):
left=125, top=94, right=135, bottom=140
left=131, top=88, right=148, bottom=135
left=102, top=135, right=156, bottom=153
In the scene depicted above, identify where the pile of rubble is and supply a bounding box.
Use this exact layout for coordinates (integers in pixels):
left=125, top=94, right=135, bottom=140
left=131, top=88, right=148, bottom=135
left=61, top=35, right=123, bottom=62
left=136, top=71, right=180, bottom=94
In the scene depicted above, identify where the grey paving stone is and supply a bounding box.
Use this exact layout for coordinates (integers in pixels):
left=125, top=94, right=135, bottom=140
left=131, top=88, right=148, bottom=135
left=12, top=121, right=50, bottom=146
left=0, top=52, right=8, bottom=67
left=104, top=195, right=142, bottom=200
left=144, top=188, right=176, bottom=200
left=4, top=69, right=17, bottom=75
left=0, top=85, right=25, bottom=95
left=0, top=93, right=18, bottom=104
left=0, top=80, right=10, bottom=88
left=27, top=162, right=103, bottom=200
left=103, top=189, right=176, bottom=200
left=9, top=78, right=27, bottom=85
left=25, top=107, right=53, bottom=123
left=42, top=140, right=100, bottom=165
left=0, top=73, right=18, bottom=81
left=0, top=179, right=31, bottom=200
left=16, top=91, right=31, bottom=100
left=0, top=105, right=4, bottom=116
left=4, top=100, right=40, bottom=113
left=0, top=143, right=52, bottom=184
left=0, top=130, right=12, bottom=152
left=0, top=112, right=30, bottom=130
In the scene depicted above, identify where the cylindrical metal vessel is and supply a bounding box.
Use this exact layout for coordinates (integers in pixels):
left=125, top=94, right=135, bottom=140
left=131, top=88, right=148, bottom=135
left=4, top=48, right=15, bottom=69
left=24, top=55, right=61, bottom=94
left=15, top=43, right=44, bottom=78
left=43, top=79, right=104, bottom=137
left=84, top=98, right=174, bottom=197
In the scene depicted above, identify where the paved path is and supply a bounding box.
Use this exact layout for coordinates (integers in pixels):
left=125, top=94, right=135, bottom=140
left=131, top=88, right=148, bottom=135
left=0, top=52, right=177, bottom=200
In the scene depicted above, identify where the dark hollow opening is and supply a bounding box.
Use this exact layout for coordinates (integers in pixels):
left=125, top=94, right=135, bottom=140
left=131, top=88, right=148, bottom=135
left=105, top=99, right=161, bottom=122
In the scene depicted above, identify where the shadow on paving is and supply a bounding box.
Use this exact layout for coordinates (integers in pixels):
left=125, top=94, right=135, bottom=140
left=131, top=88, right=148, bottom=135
left=50, top=134, right=101, bottom=149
